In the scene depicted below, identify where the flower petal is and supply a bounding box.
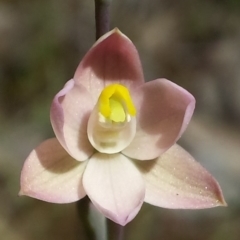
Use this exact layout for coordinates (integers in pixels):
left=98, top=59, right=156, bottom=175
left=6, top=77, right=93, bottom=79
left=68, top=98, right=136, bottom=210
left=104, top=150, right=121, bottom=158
left=20, top=138, right=87, bottom=203
left=74, top=28, right=144, bottom=102
left=136, top=144, right=226, bottom=209
left=50, top=79, right=94, bottom=161
left=122, top=79, right=195, bottom=160
left=83, top=152, right=145, bottom=226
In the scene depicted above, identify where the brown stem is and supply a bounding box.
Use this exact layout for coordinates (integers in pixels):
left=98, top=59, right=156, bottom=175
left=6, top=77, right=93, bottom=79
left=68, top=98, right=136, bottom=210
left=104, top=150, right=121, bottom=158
left=94, top=0, right=111, bottom=40
left=107, top=219, right=124, bottom=240
left=76, top=197, right=96, bottom=240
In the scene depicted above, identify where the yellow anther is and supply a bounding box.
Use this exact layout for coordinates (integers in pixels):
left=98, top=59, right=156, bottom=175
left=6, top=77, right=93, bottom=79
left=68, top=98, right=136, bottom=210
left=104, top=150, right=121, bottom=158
left=98, top=84, right=136, bottom=122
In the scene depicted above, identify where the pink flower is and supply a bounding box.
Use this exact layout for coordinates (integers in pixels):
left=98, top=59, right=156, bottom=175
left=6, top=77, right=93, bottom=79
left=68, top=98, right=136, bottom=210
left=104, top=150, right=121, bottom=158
left=20, top=29, right=226, bottom=226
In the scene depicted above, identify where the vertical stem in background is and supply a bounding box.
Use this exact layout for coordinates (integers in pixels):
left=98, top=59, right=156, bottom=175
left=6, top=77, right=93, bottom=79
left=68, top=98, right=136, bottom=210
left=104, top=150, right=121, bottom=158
left=107, top=219, right=124, bottom=240
left=78, top=1, right=124, bottom=240
left=94, top=0, right=111, bottom=40
left=95, top=1, right=125, bottom=239
left=77, top=197, right=96, bottom=240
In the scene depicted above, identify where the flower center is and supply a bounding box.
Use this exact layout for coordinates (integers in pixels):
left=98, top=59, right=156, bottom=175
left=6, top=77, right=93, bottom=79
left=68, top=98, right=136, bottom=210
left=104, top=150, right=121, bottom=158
left=87, top=84, right=137, bottom=154
left=98, top=84, right=136, bottom=123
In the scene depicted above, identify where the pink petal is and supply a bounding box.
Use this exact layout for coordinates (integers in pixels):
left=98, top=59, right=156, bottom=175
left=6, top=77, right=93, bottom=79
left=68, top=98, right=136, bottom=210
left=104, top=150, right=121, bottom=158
left=136, top=144, right=226, bottom=209
left=83, top=152, right=145, bottom=226
left=50, top=79, right=94, bottom=161
left=20, top=138, right=87, bottom=203
left=74, top=28, right=144, bottom=102
left=122, top=79, right=195, bottom=160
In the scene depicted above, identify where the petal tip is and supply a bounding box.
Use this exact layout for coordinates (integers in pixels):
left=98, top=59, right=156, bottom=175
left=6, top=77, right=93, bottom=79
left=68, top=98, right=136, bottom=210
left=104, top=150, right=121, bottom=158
left=93, top=28, right=131, bottom=48
left=18, top=189, right=24, bottom=197
left=205, top=175, right=227, bottom=208
left=18, top=185, right=33, bottom=198
left=216, top=194, right=227, bottom=207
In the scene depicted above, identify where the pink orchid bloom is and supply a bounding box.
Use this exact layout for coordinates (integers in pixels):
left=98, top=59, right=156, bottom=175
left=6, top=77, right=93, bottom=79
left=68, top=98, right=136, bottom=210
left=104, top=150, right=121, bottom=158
left=20, top=28, right=226, bottom=226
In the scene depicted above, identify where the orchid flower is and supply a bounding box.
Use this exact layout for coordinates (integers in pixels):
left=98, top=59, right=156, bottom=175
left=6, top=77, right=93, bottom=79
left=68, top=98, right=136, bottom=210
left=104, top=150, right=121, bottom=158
left=20, top=28, right=226, bottom=226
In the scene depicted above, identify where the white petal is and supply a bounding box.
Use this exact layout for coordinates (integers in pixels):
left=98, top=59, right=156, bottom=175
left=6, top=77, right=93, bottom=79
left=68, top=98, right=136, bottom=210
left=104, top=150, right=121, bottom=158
left=83, top=153, right=145, bottom=226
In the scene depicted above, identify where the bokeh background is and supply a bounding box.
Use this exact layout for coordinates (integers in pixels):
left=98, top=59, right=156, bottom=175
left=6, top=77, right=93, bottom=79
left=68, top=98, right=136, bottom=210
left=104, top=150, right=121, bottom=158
left=1, top=0, right=240, bottom=239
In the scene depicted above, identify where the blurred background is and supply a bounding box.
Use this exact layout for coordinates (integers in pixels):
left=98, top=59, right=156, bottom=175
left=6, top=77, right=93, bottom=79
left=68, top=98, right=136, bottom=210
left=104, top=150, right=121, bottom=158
left=0, top=0, right=240, bottom=239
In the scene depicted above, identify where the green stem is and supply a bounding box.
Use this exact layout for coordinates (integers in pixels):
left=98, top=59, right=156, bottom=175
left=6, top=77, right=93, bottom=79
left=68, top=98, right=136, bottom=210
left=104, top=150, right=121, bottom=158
left=107, top=219, right=124, bottom=240
left=94, top=0, right=111, bottom=40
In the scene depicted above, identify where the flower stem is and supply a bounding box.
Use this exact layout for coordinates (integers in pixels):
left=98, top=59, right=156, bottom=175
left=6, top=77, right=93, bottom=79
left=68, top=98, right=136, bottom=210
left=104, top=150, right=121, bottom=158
left=94, top=0, right=111, bottom=40
left=76, top=197, right=96, bottom=240
left=107, top=219, right=124, bottom=240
